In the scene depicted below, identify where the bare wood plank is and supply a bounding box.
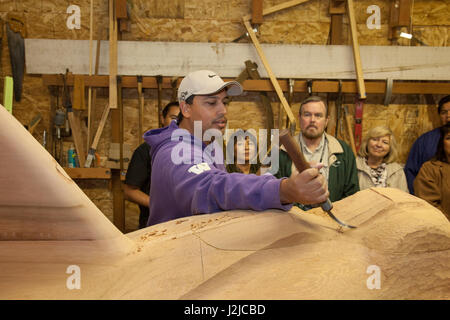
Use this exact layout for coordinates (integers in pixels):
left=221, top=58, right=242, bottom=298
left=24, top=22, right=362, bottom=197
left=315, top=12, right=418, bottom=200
left=243, top=19, right=296, bottom=127
left=27, top=40, right=450, bottom=81
left=347, top=0, right=366, bottom=99
left=109, top=0, right=118, bottom=109
left=87, top=0, right=94, bottom=152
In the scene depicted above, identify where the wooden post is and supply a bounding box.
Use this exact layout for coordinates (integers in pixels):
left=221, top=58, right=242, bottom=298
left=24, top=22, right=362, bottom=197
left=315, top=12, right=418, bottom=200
left=87, top=0, right=94, bottom=150
left=109, top=0, right=118, bottom=109
left=389, top=0, right=412, bottom=40
left=252, top=0, right=264, bottom=24
left=329, top=0, right=345, bottom=45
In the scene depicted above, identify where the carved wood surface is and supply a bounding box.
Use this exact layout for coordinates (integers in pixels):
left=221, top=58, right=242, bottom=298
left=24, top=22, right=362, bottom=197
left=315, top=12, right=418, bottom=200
left=0, top=105, right=449, bottom=299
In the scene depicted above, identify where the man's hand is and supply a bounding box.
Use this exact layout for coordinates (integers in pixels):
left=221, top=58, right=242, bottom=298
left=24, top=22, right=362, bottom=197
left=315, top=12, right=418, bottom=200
left=279, top=167, right=329, bottom=205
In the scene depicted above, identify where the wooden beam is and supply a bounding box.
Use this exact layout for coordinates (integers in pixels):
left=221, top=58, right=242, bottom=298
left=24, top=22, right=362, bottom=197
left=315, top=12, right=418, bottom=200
left=42, top=75, right=450, bottom=95
left=243, top=19, right=296, bottom=128
left=347, top=0, right=366, bottom=99
left=243, top=0, right=310, bottom=21
left=27, top=40, right=450, bottom=81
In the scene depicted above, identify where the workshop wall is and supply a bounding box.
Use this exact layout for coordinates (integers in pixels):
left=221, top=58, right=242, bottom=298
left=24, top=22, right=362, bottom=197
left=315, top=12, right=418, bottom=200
left=0, top=0, right=448, bottom=231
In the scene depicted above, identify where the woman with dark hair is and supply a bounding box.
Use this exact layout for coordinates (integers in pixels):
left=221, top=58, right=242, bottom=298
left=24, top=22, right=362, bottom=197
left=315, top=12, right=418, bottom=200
left=226, top=129, right=261, bottom=174
left=414, top=123, right=450, bottom=220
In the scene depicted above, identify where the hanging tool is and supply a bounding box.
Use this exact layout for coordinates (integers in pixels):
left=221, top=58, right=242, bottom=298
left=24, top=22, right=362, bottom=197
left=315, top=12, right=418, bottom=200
left=54, top=109, right=66, bottom=164
left=6, top=14, right=26, bottom=102
left=26, top=113, right=42, bottom=135
left=285, top=79, right=295, bottom=130
left=354, top=99, right=364, bottom=152
left=0, top=19, right=3, bottom=75
left=137, top=75, right=144, bottom=145
left=170, top=77, right=179, bottom=102
left=343, top=105, right=357, bottom=156
left=306, top=79, right=313, bottom=96
left=384, top=78, right=393, bottom=106
left=3, top=76, right=13, bottom=114
left=279, top=129, right=356, bottom=229
left=335, top=80, right=343, bottom=137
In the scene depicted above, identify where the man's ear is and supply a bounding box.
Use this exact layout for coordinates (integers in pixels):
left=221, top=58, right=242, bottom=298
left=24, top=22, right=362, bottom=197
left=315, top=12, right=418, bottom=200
left=180, top=101, right=191, bottom=119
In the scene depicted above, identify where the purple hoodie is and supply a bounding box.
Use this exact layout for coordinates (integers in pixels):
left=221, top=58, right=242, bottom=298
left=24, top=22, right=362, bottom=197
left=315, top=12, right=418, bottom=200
left=144, top=121, right=292, bottom=226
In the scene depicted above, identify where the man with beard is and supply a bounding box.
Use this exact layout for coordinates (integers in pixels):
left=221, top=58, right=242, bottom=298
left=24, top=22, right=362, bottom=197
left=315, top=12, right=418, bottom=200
left=143, top=70, right=329, bottom=226
left=275, top=96, right=359, bottom=210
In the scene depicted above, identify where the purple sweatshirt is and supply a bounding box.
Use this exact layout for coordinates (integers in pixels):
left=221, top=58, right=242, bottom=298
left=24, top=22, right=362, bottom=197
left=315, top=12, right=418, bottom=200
left=144, top=121, right=292, bottom=226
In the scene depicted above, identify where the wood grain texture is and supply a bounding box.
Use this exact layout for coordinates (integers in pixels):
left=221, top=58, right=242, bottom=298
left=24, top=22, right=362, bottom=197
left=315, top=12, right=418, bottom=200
left=0, top=105, right=449, bottom=299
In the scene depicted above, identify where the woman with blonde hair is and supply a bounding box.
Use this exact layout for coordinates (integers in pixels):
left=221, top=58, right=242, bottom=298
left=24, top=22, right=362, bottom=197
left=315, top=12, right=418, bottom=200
left=356, top=126, right=409, bottom=192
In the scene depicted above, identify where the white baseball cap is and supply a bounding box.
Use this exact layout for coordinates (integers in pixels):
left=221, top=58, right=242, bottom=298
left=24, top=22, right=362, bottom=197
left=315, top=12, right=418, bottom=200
left=178, top=70, right=243, bottom=102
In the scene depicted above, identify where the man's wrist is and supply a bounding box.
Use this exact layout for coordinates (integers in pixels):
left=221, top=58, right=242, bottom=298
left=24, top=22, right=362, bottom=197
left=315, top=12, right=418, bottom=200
left=279, top=178, right=292, bottom=204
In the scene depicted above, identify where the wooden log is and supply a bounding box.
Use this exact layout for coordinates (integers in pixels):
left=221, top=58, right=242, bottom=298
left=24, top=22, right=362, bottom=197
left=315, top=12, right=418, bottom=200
left=0, top=105, right=449, bottom=299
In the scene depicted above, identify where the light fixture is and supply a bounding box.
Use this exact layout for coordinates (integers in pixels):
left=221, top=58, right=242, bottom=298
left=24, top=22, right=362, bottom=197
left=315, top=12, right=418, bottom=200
left=398, top=31, right=428, bottom=46
left=399, top=32, right=413, bottom=39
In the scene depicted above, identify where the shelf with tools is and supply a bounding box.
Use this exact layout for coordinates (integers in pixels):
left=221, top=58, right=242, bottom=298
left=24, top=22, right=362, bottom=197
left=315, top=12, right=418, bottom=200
left=42, top=74, right=450, bottom=95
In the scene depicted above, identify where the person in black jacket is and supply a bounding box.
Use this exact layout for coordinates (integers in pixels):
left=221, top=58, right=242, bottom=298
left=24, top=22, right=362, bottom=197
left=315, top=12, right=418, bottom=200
left=123, top=101, right=180, bottom=229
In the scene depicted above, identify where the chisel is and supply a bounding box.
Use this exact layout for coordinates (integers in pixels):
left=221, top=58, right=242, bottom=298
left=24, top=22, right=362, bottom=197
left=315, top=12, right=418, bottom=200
left=279, top=129, right=356, bottom=229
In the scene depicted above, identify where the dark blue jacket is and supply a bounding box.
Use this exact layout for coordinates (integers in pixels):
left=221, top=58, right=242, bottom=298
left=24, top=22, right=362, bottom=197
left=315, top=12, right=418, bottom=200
left=404, top=127, right=442, bottom=195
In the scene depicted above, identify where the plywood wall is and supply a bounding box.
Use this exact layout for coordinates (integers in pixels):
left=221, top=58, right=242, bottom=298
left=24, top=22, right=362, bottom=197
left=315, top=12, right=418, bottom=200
left=1, top=0, right=449, bottom=231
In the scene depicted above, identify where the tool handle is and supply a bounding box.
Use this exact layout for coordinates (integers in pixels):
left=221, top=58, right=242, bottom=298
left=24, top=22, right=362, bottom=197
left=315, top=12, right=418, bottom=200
left=279, top=129, right=333, bottom=211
